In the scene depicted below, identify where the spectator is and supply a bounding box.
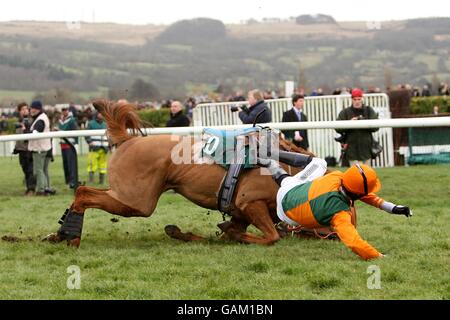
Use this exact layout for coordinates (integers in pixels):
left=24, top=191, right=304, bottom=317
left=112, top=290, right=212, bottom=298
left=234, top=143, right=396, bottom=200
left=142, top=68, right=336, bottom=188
left=161, top=99, right=172, bottom=109
left=237, top=89, right=272, bottom=124
left=281, top=94, right=309, bottom=150
left=68, top=102, right=78, bottom=119
left=44, top=147, right=56, bottom=195
left=28, top=100, right=54, bottom=196
left=231, top=90, right=246, bottom=102
left=433, top=105, right=440, bottom=115
left=340, top=87, right=350, bottom=95
left=82, top=105, right=94, bottom=128
left=422, top=85, right=431, bottom=97
left=166, top=101, right=190, bottom=127
left=13, top=102, right=36, bottom=196
left=117, top=99, right=128, bottom=106
left=263, top=90, right=273, bottom=100
left=0, top=114, right=8, bottom=133
left=439, top=82, right=449, bottom=96
left=184, top=97, right=196, bottom=119
left=336, top=88, right=379, bottom=166
left=412, top=87, right=421, bottom=97
left=85, top=112, right=109, bottom=184
left=56, top=106, right=79, bottom=189
left=332, top=88, right=342, bottom=95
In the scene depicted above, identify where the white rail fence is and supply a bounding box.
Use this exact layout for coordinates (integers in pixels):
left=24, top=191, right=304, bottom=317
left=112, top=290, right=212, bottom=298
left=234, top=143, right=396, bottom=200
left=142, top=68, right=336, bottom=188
left=193, top=94, right=394, bottom=166
left=1, top=117, right=450, bottom=167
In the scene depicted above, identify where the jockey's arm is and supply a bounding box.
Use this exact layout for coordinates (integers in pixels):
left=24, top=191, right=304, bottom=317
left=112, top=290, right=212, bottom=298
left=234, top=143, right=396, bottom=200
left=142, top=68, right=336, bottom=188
left=361, top=194, right=413, bottom=217
left=331, top=211, right=383, bottom=260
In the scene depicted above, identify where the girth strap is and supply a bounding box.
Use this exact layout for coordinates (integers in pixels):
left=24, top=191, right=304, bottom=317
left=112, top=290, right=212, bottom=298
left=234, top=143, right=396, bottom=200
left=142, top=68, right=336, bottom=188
left=217, top=151, right=247, bottom=215
left=57, top=208, right=84, bottom=240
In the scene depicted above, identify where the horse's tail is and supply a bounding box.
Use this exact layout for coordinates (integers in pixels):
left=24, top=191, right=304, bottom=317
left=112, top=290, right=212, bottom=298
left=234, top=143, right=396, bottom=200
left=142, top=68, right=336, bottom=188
left=92, top=99, right=143, bottom=146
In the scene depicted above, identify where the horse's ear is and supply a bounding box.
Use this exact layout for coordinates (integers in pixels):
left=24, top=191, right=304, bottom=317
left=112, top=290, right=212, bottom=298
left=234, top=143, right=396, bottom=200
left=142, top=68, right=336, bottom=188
left=92, top=99, right=110, bottom=114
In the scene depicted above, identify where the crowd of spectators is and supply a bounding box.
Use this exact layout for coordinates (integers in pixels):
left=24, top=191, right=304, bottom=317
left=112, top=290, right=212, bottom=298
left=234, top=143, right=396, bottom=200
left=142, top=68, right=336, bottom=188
left=1, top=81, right=449, bottom=134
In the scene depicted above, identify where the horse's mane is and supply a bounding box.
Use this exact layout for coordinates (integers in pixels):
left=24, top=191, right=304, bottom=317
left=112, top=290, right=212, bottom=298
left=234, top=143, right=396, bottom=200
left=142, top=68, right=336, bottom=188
left=92, top=99, right=143, bottom=146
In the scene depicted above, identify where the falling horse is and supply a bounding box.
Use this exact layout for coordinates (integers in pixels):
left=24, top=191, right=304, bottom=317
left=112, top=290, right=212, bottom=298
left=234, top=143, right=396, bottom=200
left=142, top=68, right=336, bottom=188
left=45, top=99, right=337, bottom=247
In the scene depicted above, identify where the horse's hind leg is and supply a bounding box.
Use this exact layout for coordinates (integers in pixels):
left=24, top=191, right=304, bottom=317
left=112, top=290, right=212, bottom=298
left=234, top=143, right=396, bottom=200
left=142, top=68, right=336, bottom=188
left=164, top=225, right=205, bottom=242
left=226, top=200, right=280, bottom=245
left=165, top=216, right=249, bottom=243
left=70, top=186, right=145, bottom=217
left=44, top=186, right=145, bottom=247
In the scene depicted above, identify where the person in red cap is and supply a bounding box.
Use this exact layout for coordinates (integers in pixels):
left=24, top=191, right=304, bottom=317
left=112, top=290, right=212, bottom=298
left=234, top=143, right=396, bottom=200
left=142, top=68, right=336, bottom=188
left=335, top=88, right=379, bottom=166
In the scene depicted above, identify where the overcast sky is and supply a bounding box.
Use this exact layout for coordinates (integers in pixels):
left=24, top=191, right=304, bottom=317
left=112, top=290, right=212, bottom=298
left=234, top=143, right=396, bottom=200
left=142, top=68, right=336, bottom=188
left=1, top=0, right=449, bottom=25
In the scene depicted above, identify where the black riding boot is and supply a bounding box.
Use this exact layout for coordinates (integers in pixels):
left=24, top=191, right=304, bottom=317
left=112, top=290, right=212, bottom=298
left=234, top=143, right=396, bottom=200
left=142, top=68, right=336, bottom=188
left=89, top=172, right=94, bottom=183
left=277, top=151, right=313, bottom=168
left=99, top=173, right=105, bottom=185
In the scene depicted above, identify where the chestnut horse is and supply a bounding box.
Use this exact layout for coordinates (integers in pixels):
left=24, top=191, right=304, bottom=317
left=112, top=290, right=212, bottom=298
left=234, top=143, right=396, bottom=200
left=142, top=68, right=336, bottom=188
left=46, top=99, right=330, bottom=247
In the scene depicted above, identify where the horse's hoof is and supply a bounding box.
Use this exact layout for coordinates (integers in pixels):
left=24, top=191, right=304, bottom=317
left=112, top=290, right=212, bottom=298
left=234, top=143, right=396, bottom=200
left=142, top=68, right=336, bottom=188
left=67, top=237, right=81, bottom=248
left=217, top=221, right=233, bottom=233
left=165, top=225, right=181, bottom=237
left=42, top=233, right=63, bottom=243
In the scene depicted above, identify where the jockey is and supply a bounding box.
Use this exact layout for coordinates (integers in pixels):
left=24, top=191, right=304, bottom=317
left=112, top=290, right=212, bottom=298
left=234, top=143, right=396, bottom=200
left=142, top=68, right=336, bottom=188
left=259, top=155, right=412, bottom=260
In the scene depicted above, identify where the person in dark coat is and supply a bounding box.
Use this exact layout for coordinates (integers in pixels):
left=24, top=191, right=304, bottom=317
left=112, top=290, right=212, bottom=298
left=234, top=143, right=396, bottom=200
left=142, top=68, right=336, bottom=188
left=237, top=89, right=272, bottom=124
left=56, top=106, right=79, bottom=188
left=282, top=94, right=309, bottom=150
left=166, top=101, right=190, bottom=127
left=13, top=102, right=36, bottom=196
left=336, top=88, right=379, bottom=166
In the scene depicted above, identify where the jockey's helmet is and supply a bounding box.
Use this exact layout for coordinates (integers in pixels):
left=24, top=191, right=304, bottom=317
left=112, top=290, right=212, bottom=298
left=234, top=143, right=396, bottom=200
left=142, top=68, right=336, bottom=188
left=342, top=163, right=381, bottom=198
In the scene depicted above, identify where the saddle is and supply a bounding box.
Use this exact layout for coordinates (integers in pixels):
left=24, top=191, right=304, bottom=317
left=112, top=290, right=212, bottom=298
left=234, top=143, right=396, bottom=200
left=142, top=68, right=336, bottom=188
left=201, top=127, right=314, bottom=216
left=201, top=127, right=262, bottom=214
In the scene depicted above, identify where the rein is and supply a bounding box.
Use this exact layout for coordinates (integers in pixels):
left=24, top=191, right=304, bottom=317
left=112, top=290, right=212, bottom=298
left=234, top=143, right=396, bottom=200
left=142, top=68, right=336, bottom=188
left=286, top=225, right=337, bottom=239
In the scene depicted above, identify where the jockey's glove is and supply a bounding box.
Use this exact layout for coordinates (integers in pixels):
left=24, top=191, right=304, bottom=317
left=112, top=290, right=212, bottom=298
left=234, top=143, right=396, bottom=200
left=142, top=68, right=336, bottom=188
left=392, top=205, right=413, bottom=217
left=381, top=202, right=413, bottom=217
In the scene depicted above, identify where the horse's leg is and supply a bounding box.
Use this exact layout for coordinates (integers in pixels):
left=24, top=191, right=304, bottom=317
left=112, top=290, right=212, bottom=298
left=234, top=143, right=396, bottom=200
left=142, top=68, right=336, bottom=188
left=225, top=200, right=280, bottom=245
left=164, top=225, right=205, bottom=242
left=165, top=215, right=250, bottom=242
left=44, top=186, right=145, bottom=247
left=217, top=217, right=249, bottom=241
left=70, top=186, right=145, bottom=217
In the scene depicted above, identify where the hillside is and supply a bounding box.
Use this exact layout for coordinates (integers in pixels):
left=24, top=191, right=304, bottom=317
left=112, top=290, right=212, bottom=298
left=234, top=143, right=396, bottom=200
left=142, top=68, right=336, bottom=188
left=0, top=17, right=449, bottom=104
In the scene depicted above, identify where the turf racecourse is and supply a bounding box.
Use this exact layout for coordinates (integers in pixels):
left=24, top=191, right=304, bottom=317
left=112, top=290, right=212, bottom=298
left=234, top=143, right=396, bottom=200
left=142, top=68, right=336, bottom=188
left=0, top=155, right=448, bottom=299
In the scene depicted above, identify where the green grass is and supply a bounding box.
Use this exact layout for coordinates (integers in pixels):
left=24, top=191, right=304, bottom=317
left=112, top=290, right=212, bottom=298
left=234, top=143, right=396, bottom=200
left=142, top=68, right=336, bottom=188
left=0, top=156, right=449, bottom=299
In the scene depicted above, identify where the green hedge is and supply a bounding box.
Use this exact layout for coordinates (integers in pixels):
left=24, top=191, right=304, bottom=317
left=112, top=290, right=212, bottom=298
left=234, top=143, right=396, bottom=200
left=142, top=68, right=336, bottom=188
left=137, top=108, right=171, bottom=127
left=410, top=96, right=450, bottom=114
left=1, top=118, right=19, bottom=135
left=0, top=109, right=172, bottom=135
